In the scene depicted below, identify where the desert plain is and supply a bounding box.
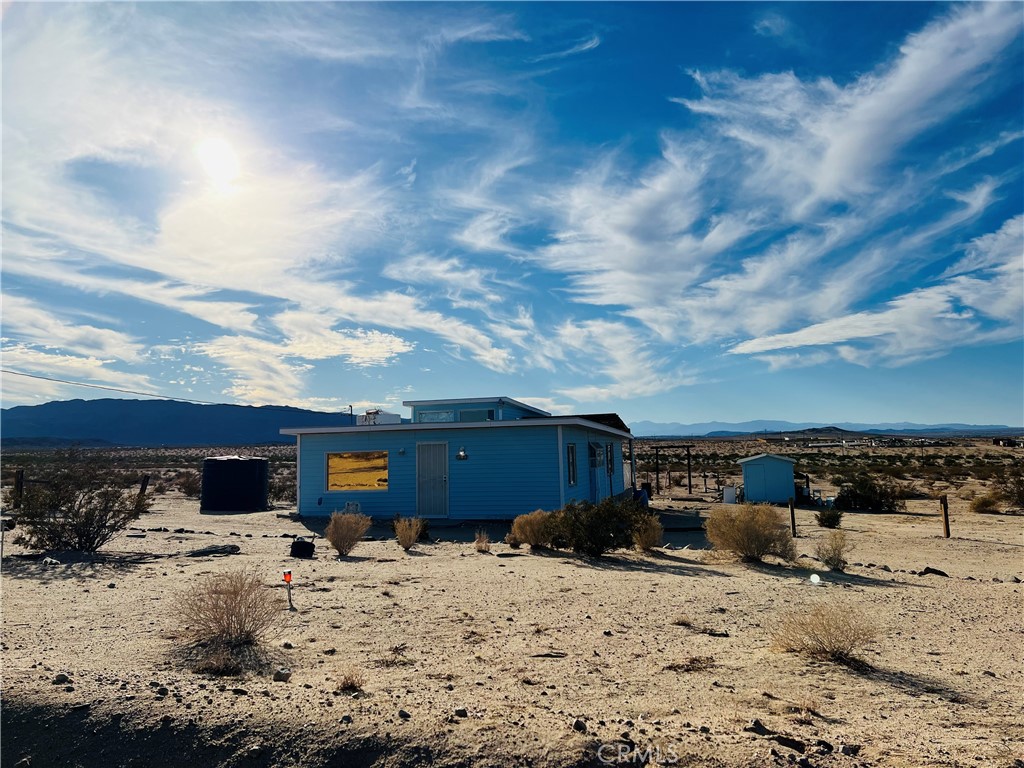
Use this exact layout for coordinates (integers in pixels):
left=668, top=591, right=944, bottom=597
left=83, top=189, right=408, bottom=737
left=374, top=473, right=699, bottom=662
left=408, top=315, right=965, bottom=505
left=1, top=439, right=1022, bottom=768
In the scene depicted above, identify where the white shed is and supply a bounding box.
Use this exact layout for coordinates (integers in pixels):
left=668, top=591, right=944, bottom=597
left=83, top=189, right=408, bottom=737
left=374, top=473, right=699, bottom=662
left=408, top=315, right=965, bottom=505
left=738, top=453, right=796, bottom=504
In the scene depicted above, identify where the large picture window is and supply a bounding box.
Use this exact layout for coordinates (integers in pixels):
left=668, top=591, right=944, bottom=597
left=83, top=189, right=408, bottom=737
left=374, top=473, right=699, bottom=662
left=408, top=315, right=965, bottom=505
left=567, top=443, right=578, bottom=486
left=327, top=451, right=389, bottom=491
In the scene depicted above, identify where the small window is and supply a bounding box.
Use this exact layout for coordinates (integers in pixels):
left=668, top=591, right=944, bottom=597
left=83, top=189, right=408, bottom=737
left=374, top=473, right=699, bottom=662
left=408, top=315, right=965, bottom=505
left=605, top=443, right=614, bottom=476
left=326, top=451, right=388, bottom=491
left=567, top=444, right=578, bottom=486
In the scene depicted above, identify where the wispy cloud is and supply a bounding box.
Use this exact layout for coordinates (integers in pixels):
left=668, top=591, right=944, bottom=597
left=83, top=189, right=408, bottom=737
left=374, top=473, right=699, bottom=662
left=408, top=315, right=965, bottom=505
left=527, top=34, right=600, bottom=63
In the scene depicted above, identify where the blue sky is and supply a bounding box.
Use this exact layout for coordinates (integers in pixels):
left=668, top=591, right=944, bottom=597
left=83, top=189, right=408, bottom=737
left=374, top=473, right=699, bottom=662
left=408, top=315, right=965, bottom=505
left=2, top=2, right=1022, bottom=427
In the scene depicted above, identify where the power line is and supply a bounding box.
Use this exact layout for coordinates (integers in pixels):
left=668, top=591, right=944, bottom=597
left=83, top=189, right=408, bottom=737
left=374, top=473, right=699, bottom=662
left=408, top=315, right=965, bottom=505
left=1, top=369, right=221, bottom=405
left=0, top=368, right=356, bottom=421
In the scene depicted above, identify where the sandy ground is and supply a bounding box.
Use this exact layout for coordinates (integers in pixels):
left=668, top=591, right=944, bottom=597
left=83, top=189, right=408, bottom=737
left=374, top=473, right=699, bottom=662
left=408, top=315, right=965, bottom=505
left=2, top=492, right=1022, bottom=768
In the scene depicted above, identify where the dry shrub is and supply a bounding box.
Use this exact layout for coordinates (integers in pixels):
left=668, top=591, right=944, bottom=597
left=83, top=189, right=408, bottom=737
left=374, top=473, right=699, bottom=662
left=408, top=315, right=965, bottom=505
left=970, top=492, right=1002, bottom=515
left=511, top=509, right=553, bottom=548
left=503, top=532, right=522, bottom=549
left=176, top=567, right=280, bottom=647
left=334, top=667, right=365, bottom=693
left=474, top=529, right=491, bottom=553
left=325, top=512, right=372, bottom=556
left=772, top=603, right=878, bottom=664
left=177, top=470, right=202, bottom=498
left=394, top=517, right=424, bottom=551
left=815, top=530, right=854, bottom=571
left=632, top=512, right=664, bottom=551
left=814, top=506, right=844, bottom=528
left=705, top=503, right=796, bottom=562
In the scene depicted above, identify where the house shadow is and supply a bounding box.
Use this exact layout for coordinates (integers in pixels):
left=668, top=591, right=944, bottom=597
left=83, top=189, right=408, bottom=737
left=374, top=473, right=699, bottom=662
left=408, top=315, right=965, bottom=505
left=566, top=551, right=733, bottom=579
left=742, top=559, right=928, bottom=589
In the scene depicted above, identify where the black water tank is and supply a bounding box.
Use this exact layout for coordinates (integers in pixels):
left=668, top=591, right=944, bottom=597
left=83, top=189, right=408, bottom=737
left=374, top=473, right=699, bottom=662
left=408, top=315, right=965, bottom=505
left=200, top=456, right=270, bottom=512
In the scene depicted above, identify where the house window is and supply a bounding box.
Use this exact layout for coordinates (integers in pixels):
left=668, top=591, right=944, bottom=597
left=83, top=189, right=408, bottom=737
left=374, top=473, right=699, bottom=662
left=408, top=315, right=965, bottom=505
left=418, top=410, right=454, bottom=423
left=326, top=451, right=388, bottom=491
left=459, top=409, right=494, bottom=422
left=567, top=444, right=578, bottom=486
left=605, top=443, right=614, bottom=476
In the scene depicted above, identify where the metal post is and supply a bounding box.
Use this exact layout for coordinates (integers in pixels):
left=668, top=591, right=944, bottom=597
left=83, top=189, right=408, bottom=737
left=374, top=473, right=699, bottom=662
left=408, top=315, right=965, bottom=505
left=940, top=495, right=950, bottom=539
left=789, top=497, right=797, bottom=538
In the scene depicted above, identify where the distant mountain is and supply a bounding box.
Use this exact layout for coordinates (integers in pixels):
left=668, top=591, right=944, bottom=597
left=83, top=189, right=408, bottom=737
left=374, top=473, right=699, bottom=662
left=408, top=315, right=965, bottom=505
left=631, top=419, right=1021, bottom=438
left=1, top=399, right=356, bottom=448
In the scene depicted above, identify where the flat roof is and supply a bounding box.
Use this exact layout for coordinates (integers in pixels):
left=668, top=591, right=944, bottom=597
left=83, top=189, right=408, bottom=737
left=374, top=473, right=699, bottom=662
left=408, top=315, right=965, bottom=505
left=281, top=415, right=631, bottom=439
left=401, top=396, right=550, bottom=416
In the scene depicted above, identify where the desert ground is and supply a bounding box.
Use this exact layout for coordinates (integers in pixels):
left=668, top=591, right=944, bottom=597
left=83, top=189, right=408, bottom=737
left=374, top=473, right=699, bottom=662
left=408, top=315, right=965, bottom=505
left=2, top=441, right=1023, bottom=768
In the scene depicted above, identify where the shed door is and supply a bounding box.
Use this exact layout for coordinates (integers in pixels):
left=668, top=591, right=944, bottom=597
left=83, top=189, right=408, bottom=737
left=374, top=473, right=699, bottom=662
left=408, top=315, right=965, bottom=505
left=417, top=443, right=448, bottom=518
left=745, top=465, right=765, bottom=502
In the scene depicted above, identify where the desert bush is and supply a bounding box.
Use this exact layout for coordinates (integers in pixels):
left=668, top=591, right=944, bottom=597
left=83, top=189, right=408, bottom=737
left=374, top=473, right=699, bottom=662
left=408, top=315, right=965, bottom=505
left=815, top=530, right=854, bottom=571
left=175, top=567, right=280, bottom=648
left=995, top=467, right=1024, bottom=507
left=511, top=509, right=554, bottom=548
left=394, top=517, right=424, bottom=551
left=325, top=512, right=372, bottom=556
left=547, top=497, right=647, bottom=558
left=705, top=503, right=796, bottom=562
left=814, top=506, right=844, bottom=528
left=334, top=667, right=365, bottom=693
left=268, top=471, right=297, bottom=504
left=474, top=529, right=491, bottom=553
left=832, top=472, right=906, bottom=513
left=771, top=603, right=878, bottom=664
left=969, top=492, right=1002, bottom=515
left=632, top=512, right=664, bottom=551
left=177, top=470, right=202, bottom=498
left=9, top=450, right=149, bottom=552
left=503, top=532, right=522, bottom=548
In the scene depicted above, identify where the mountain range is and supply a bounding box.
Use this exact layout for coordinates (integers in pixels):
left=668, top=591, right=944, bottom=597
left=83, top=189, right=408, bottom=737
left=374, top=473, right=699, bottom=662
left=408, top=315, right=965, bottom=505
left=630, top=419, right=1021, bottom=437
left=0, top=399, right=1018, bottom=448
left=0, top=399, right=355, bottom=447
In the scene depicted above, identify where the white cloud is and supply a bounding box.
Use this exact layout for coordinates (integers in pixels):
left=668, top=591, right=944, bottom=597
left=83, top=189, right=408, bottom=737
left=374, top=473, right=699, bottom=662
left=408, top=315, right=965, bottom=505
left=527, top=34, right=601, bottom=64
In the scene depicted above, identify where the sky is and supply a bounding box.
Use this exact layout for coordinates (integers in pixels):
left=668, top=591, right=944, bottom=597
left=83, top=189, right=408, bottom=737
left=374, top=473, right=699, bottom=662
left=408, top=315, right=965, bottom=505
left=2, top=2, right=1023, bottom=428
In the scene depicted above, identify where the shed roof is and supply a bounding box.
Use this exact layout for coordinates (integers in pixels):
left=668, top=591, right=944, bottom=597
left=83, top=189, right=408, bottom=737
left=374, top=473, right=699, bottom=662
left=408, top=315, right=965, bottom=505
left=737, top=453, right=797, bottom=465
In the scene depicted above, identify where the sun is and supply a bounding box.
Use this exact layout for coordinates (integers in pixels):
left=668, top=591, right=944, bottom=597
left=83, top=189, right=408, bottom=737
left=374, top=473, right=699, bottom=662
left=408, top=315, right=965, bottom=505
left=195, top=137, right=240, bottom=188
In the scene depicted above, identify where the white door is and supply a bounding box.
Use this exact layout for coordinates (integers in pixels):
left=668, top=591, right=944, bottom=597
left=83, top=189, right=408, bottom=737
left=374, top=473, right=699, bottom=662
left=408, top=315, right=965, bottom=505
left=416, top=443, right=448, bottom=517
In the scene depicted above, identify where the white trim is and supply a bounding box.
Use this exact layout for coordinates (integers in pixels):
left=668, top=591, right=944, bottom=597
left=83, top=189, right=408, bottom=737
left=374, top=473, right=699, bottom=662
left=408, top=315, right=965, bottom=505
left=557, top=425, right=565, bottom=508
left=737, top=453, right=797, bottom=464
left=402, top=396, right=550, bottom=417
left=282, top=416, right=631, bottom=440
left=295, top=434, right=302, bottom=513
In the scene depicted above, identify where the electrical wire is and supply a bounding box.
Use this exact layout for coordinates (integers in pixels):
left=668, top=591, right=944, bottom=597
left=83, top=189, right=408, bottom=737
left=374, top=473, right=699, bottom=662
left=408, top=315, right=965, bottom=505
left=0, top=369, right=344, bottom=418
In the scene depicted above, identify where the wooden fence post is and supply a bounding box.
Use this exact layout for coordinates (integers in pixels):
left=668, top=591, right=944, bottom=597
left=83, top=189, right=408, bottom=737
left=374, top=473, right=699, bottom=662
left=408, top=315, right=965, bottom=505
left=940, top=494, right=950, bottom=539
left=135, top=474, right=151, bottom=512
left=13, top=469, right=25, bottom=510
left=788, top=497, right=797, bottom=538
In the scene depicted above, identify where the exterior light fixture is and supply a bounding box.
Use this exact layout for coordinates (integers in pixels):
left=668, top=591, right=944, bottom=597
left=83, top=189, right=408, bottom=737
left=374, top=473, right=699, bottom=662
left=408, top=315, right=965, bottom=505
left=456, top=447, right=468, bottom=461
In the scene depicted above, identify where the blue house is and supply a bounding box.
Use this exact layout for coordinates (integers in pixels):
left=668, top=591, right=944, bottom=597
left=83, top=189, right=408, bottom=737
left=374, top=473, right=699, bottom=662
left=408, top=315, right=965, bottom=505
left=280, top=396, right=635, bottom=520
left=738, top=453, right=796, bottom=504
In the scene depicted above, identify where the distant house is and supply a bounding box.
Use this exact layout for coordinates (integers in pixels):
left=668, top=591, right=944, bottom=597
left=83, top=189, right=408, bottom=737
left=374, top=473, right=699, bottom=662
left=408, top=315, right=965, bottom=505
left=738, top=453, right=796, bottom=504
left=280, top=396, right=634, bottom=520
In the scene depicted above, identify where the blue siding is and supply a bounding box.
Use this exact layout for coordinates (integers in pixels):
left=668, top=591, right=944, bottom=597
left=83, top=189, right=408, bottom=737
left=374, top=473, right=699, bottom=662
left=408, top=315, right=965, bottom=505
left=741, top=456, right=795, bottom=504
left=296, top=423, right=627, bottom=520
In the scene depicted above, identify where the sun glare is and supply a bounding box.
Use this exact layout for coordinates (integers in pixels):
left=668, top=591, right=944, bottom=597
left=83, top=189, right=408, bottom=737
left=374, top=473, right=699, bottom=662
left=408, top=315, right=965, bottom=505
left=195, top=137, right=240, bottom=188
